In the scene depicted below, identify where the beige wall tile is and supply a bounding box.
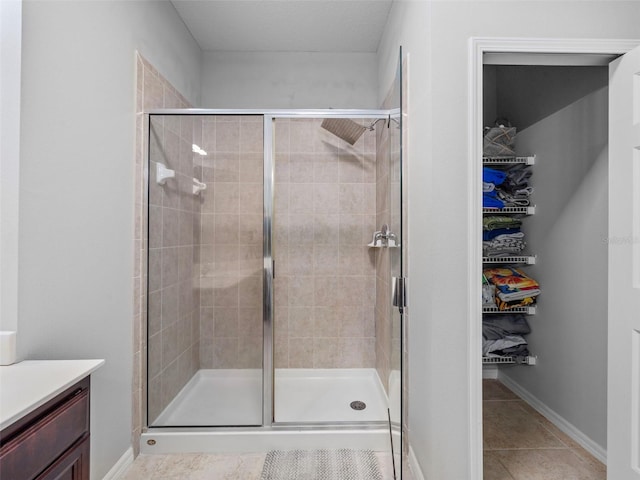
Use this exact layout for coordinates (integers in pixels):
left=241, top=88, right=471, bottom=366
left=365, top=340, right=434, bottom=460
left=289, top=184, right=314, bottom=214
left=313, top=214, right=340, bottom=245
left=216, top=122, right=240, bottom=153
left=213, top=214, right=239, bottom=244
left=212, top=337, right=238, bottom=368
left=289, top=337, right=314, bottom=368
left=290, top=153, right=315, bottom=183
left=214, top=307, right=238, bottom=338
left=274, top=335, right=289, bottom=368
left=289, top=307, right=314, bottom=338
left=313, top=157, right=339, bottom=183
left=238, top=275, right=262, bottom=308
left=238, top=307, right=262, bottom=336
left=313, top=183, right=340, bottom=214
left=240, top=154, right=263, bottom=183
left=213, top=276, right=239, bottom=307
left=339, top=153, right=365, bottom=183
left=313, top=245, right=339, bottom=275
left=239, top=183, right=262, bottom=214
left=288, top=244, right=313, bottom=276
left=238, top=336, right=262, bottom=368
left=213, top=183, right=240, bottom=214
left=289, top=276, right=314, bottom=306
left=213, top=244, right=239, bottom=276
left=238, top=245, right=262, bottom=275
left=239, top=214, right=262, bottom=245
left=240, top=121, right=263, bottom=153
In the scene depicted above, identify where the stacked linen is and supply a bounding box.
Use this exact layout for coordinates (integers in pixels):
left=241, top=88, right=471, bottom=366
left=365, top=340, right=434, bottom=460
left=483, top=166, right=508, bottom=208
left=483, top=314, right=531, bottom=358
left=483, top=267, right=541, bottom=311
left=483, top=165, right=533, bottom=209
left=483, top=216, right=526, bottom=257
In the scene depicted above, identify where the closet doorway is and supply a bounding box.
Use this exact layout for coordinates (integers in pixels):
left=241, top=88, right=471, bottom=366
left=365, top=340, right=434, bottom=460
left=469, top=39, right=640, bottom=480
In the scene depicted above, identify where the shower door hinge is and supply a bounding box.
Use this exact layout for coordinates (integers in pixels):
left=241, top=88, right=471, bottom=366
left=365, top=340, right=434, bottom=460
left=392, top=276, right=407, bottom=313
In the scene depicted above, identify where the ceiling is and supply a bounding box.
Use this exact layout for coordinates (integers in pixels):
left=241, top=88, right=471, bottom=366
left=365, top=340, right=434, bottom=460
left=171, top=0, right=394, bottom=53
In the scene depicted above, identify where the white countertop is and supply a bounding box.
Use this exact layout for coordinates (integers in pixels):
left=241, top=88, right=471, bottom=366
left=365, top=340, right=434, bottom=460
left=0, top=359, right=105, bottom=431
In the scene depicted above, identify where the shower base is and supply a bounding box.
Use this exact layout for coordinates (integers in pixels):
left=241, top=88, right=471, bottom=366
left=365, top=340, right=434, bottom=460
left=274, top=368, right=387, bottom=423
left=152, top=368, right=387, bottom=426
left=153, top=369, right=263, bottom=427
left=142, top=368, right=390, bottom=454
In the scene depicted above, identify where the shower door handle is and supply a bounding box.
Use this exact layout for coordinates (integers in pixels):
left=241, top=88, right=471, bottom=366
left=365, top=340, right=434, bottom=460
left=392, top=276, right=407, bottom=313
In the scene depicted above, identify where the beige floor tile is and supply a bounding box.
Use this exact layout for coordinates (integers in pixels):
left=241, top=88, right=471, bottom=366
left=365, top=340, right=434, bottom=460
left=493, top=449, right=606, bottom=480
left=483, top=380, right=520, bottom=401
left=514, top=400, right=581, bottom=449
left=484, top=452, right=515, bottom=480
left=237, top=453, right=267, bottom=479
left=119, top=454, right=165, bottom=479
left=569, top=448, right=606, bottom=475
left=122, top=451, right=397, bottom=479
left=154, top=453, right=201, bottom=476
left=483, top=401, right=565, bottom=450
left=188, top=454, right=247, bottom=480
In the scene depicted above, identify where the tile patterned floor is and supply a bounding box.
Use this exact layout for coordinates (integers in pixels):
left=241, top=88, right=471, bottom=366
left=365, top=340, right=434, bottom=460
left=483, top=379, right=606, bottom=480
left=119, top=451, right=402, bottom=479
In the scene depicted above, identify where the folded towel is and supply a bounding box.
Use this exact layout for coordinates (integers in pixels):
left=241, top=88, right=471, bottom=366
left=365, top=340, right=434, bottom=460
left=483, top=215, right=522, bottom=230
left=483, top=192, right=505, bottom=209
left=483, top=228, right=521, bottom=241
left=483, top=335, right=528, bottom=356
left=483, top=167, right=508, bottom=186
left=483, top=314, right=531, bottom=340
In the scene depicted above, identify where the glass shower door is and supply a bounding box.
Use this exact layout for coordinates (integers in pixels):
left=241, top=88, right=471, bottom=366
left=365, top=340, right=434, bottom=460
left=146, top=114, right=265, bottom=427
left=389, top=48, right=405, bottom=479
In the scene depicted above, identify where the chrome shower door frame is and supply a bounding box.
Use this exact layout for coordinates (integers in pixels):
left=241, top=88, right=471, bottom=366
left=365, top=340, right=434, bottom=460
left=144, top=108, right=391, bottom=431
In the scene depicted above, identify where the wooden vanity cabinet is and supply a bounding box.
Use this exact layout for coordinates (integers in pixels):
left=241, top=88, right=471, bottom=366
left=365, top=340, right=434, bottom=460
left=0, top=377, right=91, bottom=480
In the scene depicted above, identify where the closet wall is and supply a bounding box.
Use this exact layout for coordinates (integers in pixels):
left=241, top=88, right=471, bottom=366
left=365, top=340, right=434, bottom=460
left=484, top=65, right=609, bottom=450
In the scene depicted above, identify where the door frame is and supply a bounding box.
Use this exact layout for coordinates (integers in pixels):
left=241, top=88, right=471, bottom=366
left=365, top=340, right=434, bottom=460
left=467, top=37, right=640, bottom=480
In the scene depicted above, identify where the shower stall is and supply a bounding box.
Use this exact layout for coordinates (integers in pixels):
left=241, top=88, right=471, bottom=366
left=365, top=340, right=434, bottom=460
left=142, top=108, right=404, bottom=475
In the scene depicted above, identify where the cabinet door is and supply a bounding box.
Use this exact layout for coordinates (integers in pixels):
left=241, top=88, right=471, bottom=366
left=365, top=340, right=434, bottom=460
left=36, top=436, right=89, bottom=480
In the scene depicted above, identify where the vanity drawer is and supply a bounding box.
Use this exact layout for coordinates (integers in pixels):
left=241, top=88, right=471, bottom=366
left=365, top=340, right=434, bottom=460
left=0, top=385, right=89, bottom=480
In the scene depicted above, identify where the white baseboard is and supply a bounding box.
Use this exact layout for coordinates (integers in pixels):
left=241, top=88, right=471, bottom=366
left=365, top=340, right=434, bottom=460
left=102, top=447, right=134, bottom=480
left=482, top=365, right=498, bottom=379
left=408, top=446, right=425, bottom=480
left=497, top=373, right=607, bottom=464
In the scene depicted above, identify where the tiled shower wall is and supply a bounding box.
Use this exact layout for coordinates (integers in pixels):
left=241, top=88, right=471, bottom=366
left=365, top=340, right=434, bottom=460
left=198, top=116, right=264, bottom=369
left=134, top=54, right=201, bottom=433
left=273, top=118, right=377, bottom=368
left=374, top=120, right=392, bottom=392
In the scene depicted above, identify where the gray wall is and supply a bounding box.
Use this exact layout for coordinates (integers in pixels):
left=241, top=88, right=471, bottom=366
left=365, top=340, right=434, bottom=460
left=495, top=67, right=609, bottom=449
left=376, top=1, right=640, bottom=478
left=18, top=1, right=201, bottom=477
left=0, top=0, right=21, bottom=334
left=200, top=51, right=378, bottom=109
left=494, top=65, right=609, bottom=130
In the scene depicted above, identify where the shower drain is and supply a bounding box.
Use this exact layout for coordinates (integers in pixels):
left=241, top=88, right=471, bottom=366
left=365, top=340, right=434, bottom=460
left=350, top=400, right=366, bottom=411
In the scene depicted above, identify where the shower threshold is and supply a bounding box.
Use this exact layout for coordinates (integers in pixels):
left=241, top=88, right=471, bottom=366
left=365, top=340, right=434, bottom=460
left=142, top=368, right=390, bottom=454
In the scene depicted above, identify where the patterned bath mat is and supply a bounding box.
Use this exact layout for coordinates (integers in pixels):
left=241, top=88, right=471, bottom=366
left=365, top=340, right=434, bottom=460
left=260, top=449, right=384, bottom=480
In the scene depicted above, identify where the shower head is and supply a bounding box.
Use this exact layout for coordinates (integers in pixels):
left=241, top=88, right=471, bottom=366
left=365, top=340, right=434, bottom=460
left=320, top=118, right=388, bottom=145
left=320, top=118, right=367, bottom=145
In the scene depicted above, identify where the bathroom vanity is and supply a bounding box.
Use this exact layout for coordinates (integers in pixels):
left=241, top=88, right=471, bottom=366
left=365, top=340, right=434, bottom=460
left=0, top=360, right=104, bottom=480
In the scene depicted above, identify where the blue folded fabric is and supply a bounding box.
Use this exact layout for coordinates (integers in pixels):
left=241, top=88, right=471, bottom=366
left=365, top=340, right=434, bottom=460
left=483, top=228, right=520, bottom=241
left=483, top=167, right=507, bottom=186
left=483, top=192, right=505, bottom=209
